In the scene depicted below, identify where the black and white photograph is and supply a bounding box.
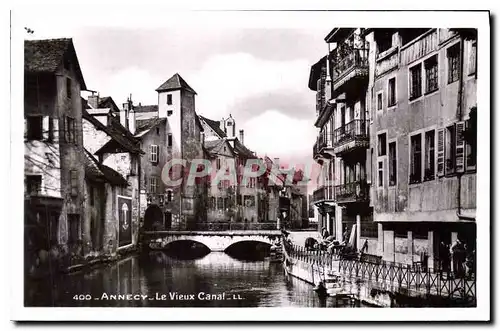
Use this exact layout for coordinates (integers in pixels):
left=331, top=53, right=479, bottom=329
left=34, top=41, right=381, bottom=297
left=8, top=7, right=490, bottom=322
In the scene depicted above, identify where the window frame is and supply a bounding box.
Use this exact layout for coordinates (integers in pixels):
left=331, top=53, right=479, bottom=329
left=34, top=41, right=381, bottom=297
left=70, top=169, right=78, bottom=196
left=409, top=63, right=423, bottom=100
left=376, top=91, right=383, bottom=112
left=167, top=134, right=173, bottom=147
left=149, top=176, right=158, bottom=193
left=447, top=42, right=460, bottom=84
left=26, top=115, right=43, bottom=141
left=167, top=94, right=173, bottom=105
left=409, top=133, right=423, bottom=184
left=377, top=161, right=383, bottom=188
left=149, top=144, right=159, bottom=163
left=388, top=141, right=397, bottom=187
left=377, top=132, right=387, bottom=157
left=424, top=55, right=439, bottom=94
left=26, top=175, right=42, bottom=195
left=387, top=77, right=397, bottom=107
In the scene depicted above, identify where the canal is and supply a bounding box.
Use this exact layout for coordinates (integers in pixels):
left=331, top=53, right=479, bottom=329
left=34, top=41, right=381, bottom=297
left=25, top=250, right=365, bottom=308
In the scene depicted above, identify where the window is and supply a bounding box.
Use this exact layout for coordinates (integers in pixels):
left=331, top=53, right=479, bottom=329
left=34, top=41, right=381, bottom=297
left=167, top=94, right=172, bottom=105
left=156, top=127, right=160, bottom=135
left=149, top=145, right=159, bottom=163
left=216, top=158, right=221, bottom=170
left=377, top=133, right=387, bottom=156
left=388, top=77, right=396, bottom=106
left=26, top=175, right=42, bottom=195
left=167, top=134, right=172, bottom=147
left=445, top=125, right=456, bottom=174
left=26, top=116, right=43, bottom=140
left=425, top=55, right=438, bottom=93
left=448, top=43, right=460, bottom=83
left=376, top=92, right=383, bottom=111
left=378, top=161, right=383, bottom=187
left=167, top=110, right=173, bottom=116
left=388, top=142, right=396, bottom=186
left=166, top=190, right=173, bottom=202
left=65, top=116, right=76, bottom=144
left=410, top=134, right=422, bottom=184
left=465, top=118, right=476, bottom=169
left=468, top=41, right=477, bottom=75
left=67, top=214, right=80, bottom=245
left=66, top=78, right=72, bottom=99
left=70, top=170, right=78, bottom=196
left=149, top=176, right=158, bottom=193
left=409, top=63, right=422, bottom=99
left=424, top=130, right=435, bottom=181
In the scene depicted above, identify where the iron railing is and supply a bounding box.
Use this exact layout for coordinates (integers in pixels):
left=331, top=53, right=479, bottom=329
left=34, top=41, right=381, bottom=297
left=333, top=119, right=368, bottom=146
left=313, top=132, right=333, bottom=156
left=332, top=48, right=369, bottom=83
left=334, top=180, right=369, bottom=203
left=282, top=240, right=476, bottom=304
left=312, top=185, right=335, bottom=203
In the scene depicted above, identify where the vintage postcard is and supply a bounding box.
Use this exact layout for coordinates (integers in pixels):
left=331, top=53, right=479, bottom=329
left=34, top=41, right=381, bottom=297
left=9, top=8, right=490, bottom=322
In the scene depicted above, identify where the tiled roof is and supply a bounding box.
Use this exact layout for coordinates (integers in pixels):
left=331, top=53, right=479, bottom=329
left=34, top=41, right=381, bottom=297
left=98, top=96, right=120, bottom=113
left=84, top=149, right=128, bottom=186
left=199, top=115, right=226, bottom=138
left=204, top=139, right=235, bottom=157
left=233, top=139, right=254, bottom=158
left=135, top=117, right=166, bottom=137
left=156, top=73, right=197, bottom=94
left=133, top=104, right=158, bottom=113
left=82, top=108, right=143, bottom=155
left=25, top=38, right=86, bottom=90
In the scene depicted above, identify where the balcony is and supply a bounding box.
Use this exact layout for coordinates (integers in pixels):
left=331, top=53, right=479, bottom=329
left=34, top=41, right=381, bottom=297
left=312, top=185, right=335, bottom=205
left=332, top=48, right=369, bottom=94
left=313, top=132, right=334, bottom=160
left=334, top=180, right=369, bottom=204
left=333, top=119, right=369, bottom=155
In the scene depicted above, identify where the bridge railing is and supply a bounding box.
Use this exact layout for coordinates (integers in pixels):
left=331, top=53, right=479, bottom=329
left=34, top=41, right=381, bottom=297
left=192, top=222, right=278, bottom=231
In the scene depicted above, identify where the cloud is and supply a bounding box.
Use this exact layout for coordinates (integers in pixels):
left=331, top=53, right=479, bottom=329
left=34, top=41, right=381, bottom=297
left=190, top=53, right=310, bottom=120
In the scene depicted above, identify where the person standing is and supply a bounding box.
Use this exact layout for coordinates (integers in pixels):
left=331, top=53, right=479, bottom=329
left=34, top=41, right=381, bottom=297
left=439, top=241, right=450, bottom=279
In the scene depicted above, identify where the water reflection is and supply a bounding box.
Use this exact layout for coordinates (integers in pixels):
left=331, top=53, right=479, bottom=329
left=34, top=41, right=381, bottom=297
left=25, top=252, right=363, bottom=307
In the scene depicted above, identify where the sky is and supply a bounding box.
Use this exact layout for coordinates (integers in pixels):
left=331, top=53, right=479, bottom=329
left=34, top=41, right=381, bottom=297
left=18, top=10, right=333, bottom=191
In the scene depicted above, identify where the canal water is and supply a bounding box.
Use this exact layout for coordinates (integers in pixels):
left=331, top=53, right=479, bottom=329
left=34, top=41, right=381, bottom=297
left=25, top=251, right=364, bottom=308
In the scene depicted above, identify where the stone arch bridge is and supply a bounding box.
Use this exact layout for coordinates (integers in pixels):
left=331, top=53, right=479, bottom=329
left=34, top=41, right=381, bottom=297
left=143, top=230, right=282, bottom=252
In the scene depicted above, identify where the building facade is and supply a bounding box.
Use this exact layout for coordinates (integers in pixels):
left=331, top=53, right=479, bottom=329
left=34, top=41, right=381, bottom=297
left=24, top=38, right=87, bottom=276
left=310, top=28, right=477, bottom=269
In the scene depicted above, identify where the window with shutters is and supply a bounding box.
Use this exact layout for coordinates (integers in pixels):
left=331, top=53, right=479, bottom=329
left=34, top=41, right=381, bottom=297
left=26, top=175, right=42, bottom=195
left=70, top=170, right=78, bottom=196
left=377, top=133, right=387, bottom=156
left=448, top=43, right=460, bottom=83
left=149, top=145, right=158, bottom=163
left=149, top=176, right=158, bottom=193
left=388, top=77, right=396, bottom=106
left=424, top=130, right=435, bottom=181
left=410, top=134, right=422, bottom=184
left=409, top=63, right=422, bottom=100
left=167, top=134, right=172, bottom=147
left=388, top=142, right=396, bottom=186
left=378, top=161, right=383, bottom=187
left=445, top=125, right=456, bottom=175
left=26, top=116, right=43, bottom=140
left=424, top=55, right=438, bottom=93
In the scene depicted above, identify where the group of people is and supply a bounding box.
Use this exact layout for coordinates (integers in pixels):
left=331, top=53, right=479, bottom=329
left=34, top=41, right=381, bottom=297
left=438, top=238, right=475, bottom=280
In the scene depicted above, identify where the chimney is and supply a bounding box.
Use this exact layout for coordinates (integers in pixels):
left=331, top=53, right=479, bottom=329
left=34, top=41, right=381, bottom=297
left=239, top=129, right=244, bottom=145
left=88, top=92, right=99, bottom=109
left=121, top=95, right=132, bottom=129
left=129, top=108, right=136, bottom=134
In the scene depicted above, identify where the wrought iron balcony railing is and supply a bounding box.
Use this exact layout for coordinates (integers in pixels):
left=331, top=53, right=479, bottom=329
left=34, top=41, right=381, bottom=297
left=312, top=185, right=335, bottom=203
left=313, top=132, right=333, bottom=157
left=334, top=180, right=369, bottom=203
left=333, top=119, right=368, bottom=147
left=332, top=48, right=369, bottom=84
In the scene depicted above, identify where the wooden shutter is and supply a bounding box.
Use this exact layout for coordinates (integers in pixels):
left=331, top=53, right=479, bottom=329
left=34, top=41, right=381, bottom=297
left=436, top=128, right=445, bottom=177
left=455, top=121, right=466, bottom=173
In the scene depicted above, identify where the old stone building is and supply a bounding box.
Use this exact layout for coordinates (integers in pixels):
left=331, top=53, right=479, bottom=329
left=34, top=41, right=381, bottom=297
left=82, top=98, right=143, bottom=255
left=126, top=74, right=207, bottom=230
left=24, top=38, right=87, bottom=276
left=365, top=28, right=477, bottom=267
left=309, top=28, right=477, bottom=269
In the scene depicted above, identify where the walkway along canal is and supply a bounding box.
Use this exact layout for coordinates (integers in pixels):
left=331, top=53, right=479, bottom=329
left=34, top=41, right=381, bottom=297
left=282, top=239, right=476, bottom=307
